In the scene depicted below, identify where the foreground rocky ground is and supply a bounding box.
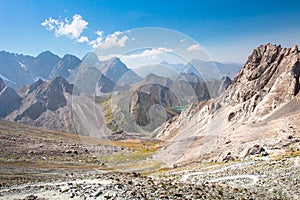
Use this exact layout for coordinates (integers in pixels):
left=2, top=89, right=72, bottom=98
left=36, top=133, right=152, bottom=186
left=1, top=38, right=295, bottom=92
left=1, top=156, right=299, bottom=200
left=0, top=120, right=299, bottom=199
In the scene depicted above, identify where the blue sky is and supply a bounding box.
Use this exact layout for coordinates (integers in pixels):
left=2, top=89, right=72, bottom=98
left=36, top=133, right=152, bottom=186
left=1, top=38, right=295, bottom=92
left=1, top=0, right=300, bottom=63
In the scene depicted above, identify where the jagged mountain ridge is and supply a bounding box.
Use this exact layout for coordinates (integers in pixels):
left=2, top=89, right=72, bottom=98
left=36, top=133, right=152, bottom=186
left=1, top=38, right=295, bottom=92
left=1, top=76, right=110, bottom=135
left=0, top=77, right=22, bottom=118
left=0, top=51, right=75, bottom=88
left=98, top=57, right=142, bottom=84
left=0, top=50, right=238, bottom=135
left=5, top=77, right=76, bottom=133
left=154, top=44, right=300, bottom=166
left=50, top=54, right=81, bottom=79
left=73, top=54, right=139, bottom=94
left=108, top=72, right=230, bottom=133
left=0, top=50, right=143, bottom=96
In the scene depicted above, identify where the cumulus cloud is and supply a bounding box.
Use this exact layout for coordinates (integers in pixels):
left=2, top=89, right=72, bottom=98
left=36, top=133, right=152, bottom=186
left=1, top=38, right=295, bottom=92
left=41, top=14, right=88, bottom=39
left=98, top=47, right=173, bottom=62
left=122, top=47, right=173, bottom=61
left=90, top=31, right=129, bottom=49
left=187, top=44, right=202, bottom=51
left=98, top=53, right=122, bottom=61
left=77, top=36, right=89, bottom=43
left=42, top=14, right=130, bottom=48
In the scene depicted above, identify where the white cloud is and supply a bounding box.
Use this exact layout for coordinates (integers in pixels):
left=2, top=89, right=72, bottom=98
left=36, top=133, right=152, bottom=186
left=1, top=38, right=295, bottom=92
left=121, top=47, right=173, bottom=61
left=41, top=14, right=88, bottom=39
left=42, top=14, right=130, bottom=48
left=187, top=44, right=202, bottom=51
left=98, top=47, right=173, bottom=62
left=41, top=17, right=60, bottom=31
left=77, top=36, right=89, bottom=43
left=90, top=31, right=129, bottom=49
left=98, top=53, right=122, bottom=61
left=180, top=38, right=186, bottom=43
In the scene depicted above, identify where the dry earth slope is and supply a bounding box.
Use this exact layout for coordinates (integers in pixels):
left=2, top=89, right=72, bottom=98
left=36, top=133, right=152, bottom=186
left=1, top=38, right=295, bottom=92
left=154, top=44, right=300, bottom=166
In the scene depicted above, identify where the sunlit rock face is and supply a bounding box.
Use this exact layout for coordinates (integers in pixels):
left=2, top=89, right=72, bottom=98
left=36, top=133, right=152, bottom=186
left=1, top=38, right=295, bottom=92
left=154, top=44, right=300, bottom=165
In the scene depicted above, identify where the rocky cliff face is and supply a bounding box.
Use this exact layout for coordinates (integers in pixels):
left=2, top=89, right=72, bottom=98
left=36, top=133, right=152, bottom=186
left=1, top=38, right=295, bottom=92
left=0, top=51, right=80, bottom=88
left=0, top=51, right=33, bottom=87
left=154, top=44, right=300, bottom=166
left=0, top=78, right=22, bottom=118
left=6, top=77, right=76, bottom=133
left=50, top=54, right=81, bottom=79
left=220, top=44, right=300, bottom=121
left=130, top=83, right=180, bottom=128
left=31, top=51, right=61, bottom=79
left=99, top=57, right=142, bottom=84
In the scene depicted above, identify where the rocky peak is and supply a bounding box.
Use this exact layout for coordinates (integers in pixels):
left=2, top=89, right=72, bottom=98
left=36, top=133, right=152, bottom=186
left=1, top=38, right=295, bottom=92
left=11, top=77, right=73, bottom=124
left=218, top=76, right=231, bottom=94
left=50, top=54, right=81, bottom=79
left=28, top=79, right=44, bottom=93
left=144, top=73, right=173, bottom=87
left=130, top=83, right=179, bottom=130
left=0, top=78, right=22, bottom=118
left=36, top=50, right=58, bottom=59
left=99, top=57, right=141, bottom=85
left=82, top=52, right=100, bottom=67
left=61, top=54, right=81, bottom=64
left=32, top=51, right=61, bottom=79
left=46, top=76, right=73, bottom=94
left=220, top=43, right=300, bottom=120
left=0, top=77, right=6, bottom=91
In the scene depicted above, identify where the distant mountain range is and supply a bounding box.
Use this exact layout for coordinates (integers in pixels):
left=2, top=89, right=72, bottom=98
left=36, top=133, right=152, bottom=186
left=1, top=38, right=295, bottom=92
left=0, top=50, right=241, bottom=89
left=133, top=60, right=242, bottom=80
left=0, top=50, right=239, bottom=133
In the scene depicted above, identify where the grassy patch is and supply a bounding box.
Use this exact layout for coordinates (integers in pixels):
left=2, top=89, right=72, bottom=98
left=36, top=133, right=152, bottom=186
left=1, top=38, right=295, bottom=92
left=99, top=140, right=161, bottom=165
left=99, top=97, right=121, bottom=132
left=289, top=150, right=300, bottom=157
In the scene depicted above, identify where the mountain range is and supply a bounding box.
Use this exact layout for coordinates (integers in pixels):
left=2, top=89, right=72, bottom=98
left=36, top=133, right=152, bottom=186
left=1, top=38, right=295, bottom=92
left=134, top=60, right=242, bottom=80
left=0, top=50, right=235, bottom=133
left=0, top=50, right=240, bottom=89
left=0, top=43, right=299, bottom=173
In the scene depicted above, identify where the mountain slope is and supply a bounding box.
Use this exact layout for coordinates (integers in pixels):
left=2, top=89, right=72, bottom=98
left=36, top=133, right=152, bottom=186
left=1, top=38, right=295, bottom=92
left=0, top=78, right=22, bottom=118
left=50, top=54, right=81, bottom=79
left=6, top=77, right=76, bottom=133
left=0, top=51, right=81, bottom=88
left=99, top=57, right=142, bottom=84
left=0, top=51, right=33, bottom=87
left=153, top=44, right=300, bottom=166
left=29, top=51, right=61, bottom=79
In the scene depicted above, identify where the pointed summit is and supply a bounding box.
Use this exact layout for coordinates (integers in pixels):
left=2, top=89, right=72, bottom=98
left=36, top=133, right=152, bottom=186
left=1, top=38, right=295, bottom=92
left=100, top=57, right=141, bottom=84
left=0, top=78, right=22, bottom=118
left=50, top=54, right=81, bottom=79
left=31, top=50, right=61, bottom=79
left=82, top=52, right=101, bottom=67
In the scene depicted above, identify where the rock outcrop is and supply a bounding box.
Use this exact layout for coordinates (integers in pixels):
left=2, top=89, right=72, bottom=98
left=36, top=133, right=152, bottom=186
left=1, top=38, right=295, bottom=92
left=50, top=54, right=81, bottom=79
left=130, top=83, right=180, bottom=127
left=220, top=44, right=300, bottom=121
left=99, top=57, right=142, bottom=84
left=154, top=44, right=300, bottom=166
left=0, top=78, right=22, bottom=118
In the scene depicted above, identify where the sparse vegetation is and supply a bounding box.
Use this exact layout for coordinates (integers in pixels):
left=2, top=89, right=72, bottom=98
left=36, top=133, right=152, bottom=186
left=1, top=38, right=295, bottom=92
left=97, top=95, right=122, bottom=132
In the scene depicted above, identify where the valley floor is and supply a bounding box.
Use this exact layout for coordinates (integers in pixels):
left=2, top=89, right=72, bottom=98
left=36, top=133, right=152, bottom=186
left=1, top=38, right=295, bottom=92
left=0, top=120, right=299, bottom=199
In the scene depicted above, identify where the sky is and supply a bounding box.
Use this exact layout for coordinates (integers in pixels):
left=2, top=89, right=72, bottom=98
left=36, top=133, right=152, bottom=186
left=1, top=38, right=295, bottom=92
left=1, top=0, right=300, bottom=64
